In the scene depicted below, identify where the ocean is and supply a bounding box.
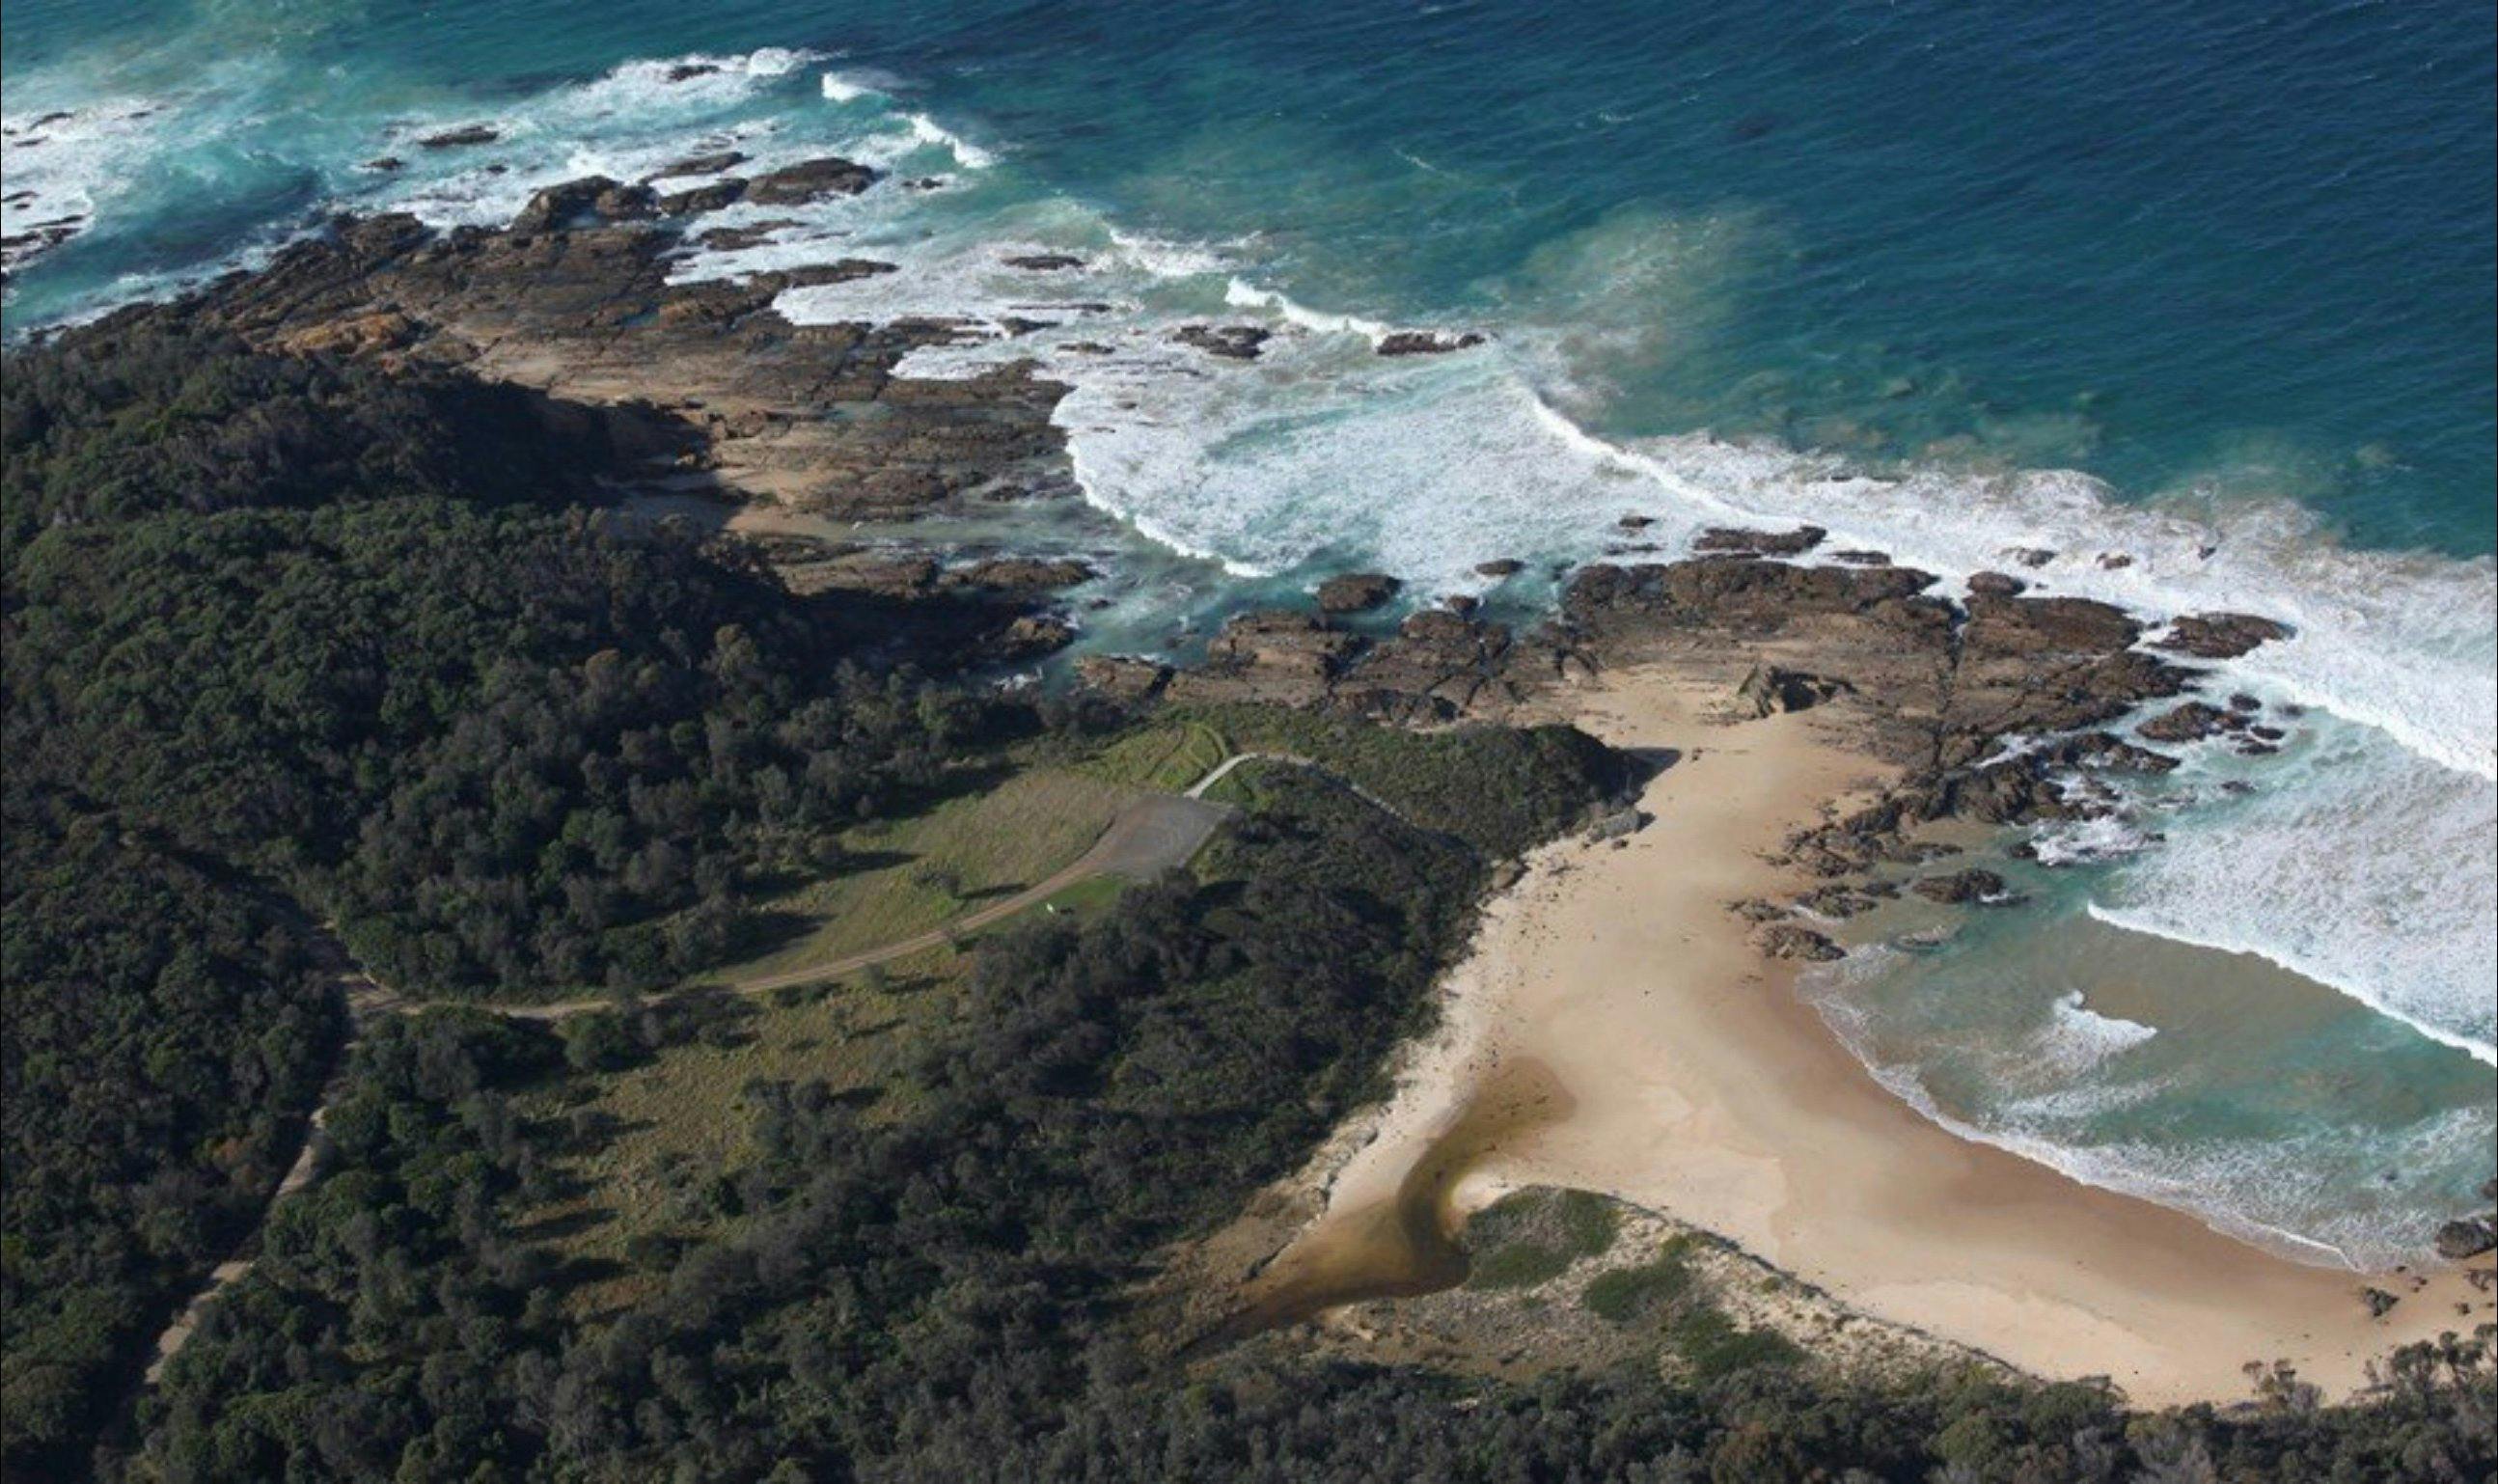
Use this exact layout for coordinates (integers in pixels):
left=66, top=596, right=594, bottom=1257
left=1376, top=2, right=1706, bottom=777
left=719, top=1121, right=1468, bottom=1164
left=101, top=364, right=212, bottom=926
left=7, top=0, right=2491, bottom=1266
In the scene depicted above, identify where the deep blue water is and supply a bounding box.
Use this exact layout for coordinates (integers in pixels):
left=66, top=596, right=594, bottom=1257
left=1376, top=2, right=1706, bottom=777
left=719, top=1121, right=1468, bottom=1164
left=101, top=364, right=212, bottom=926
left=10, top=0, right=2493, bottom=553
left=7, top=0, right=2492, bottom=1264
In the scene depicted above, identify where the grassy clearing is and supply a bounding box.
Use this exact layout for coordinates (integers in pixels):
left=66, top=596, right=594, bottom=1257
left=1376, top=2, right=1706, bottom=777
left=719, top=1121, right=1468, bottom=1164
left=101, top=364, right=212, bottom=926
left=1033, top=873, right=1130, bottom=921
left=1463, top=1187, right=1621, bottom=1290
left=517, top=949, right=959, bottom=1317
left=709, top=766, right=1139, bottom=984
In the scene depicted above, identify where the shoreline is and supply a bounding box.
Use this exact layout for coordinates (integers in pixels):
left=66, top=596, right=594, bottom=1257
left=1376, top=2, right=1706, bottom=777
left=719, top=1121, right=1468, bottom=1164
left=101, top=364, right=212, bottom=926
left=1240, top=665, right=2491, bottom=1407
left=25, top=177, right=2488, bottom=1402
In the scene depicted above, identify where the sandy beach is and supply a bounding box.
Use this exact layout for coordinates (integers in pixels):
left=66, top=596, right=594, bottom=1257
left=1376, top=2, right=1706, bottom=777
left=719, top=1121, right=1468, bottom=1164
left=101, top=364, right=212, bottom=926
left=1246, top=666, right=2490, bottom=1407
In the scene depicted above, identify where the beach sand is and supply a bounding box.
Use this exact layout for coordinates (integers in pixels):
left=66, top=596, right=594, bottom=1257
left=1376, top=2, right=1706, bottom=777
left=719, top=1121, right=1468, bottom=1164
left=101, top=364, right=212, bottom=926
left=1245, top=665, right=2489, bottom=1407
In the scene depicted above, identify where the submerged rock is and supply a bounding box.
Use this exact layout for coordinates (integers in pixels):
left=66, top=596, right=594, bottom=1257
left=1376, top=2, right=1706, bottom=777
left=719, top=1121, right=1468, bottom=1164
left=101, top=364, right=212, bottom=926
left=416, top=123, right=500, bottom=149
left=1003, top=253, right=1086, bottom=271
left=649, top=150, right=748, bottom=179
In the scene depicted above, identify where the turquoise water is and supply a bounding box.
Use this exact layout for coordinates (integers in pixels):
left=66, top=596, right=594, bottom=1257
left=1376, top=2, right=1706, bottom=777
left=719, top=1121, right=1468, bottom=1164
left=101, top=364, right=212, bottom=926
left=7, top=0, right=2491, bottom=1263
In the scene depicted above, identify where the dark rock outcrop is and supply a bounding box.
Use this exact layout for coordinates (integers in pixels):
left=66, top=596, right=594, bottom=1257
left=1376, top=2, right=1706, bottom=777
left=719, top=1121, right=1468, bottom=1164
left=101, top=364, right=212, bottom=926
left=1003, top=253, right=1086, bottom=271
left=1966, top=571, right=2025, bottom=597
left=745, top=156, right=881, bottom=205
left=511, top=178, right=657, bottom=235
left=1377, top=331, right=1485, bottom=356
left=1316, top=572, right=1402, bottom=614
left=1075, top=655, right=1171, bottom=703
left=2434, top=1218, right=2497, bottom=1261
left=1735, top=666, right=1849, bottom=717
left=1475, top=559, right=1524, bottom=578
left=1796, top=885, right=1882, bottom=920
left=948, top=557, right=1095, bottom=592
left=1755, top=923, right=1846, bottom=962
left=2156, top=612, right=2293, bottom=659
left=657, top=179, right=750, bottom=216
left=2138, top=701, right=2234, bottom=744
left=1173, top=324, right=1272, bottom=361
left=1693, top=525, right=1825, bottom=558
left=1910, top=868, right=2009, bottom=905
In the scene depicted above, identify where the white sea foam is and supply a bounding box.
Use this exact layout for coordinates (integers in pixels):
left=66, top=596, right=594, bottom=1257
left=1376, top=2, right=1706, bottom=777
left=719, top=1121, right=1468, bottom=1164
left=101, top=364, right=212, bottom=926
left=1222, top=277, right=1392, bottom=341
left=1803, top=973, right=2487, bottom=1269
left=900, top=114, right=994, bottom=169
left=2084, top=713, right=2498, bottom=1065
left=322, top=51, right=2498, bottom=1079
left=2029, top=813, right=2157, bottom=867
left=0, top=97, right=167, bottom=275
left=2035, top=991, right=2158, bottom=1074
left=13, top=46, right=2485, bottom=1257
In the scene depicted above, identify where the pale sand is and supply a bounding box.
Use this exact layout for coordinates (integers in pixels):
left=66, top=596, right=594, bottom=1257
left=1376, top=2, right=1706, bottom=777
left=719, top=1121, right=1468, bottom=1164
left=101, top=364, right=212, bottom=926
left=1252, top=666, right=2490, bottom=1407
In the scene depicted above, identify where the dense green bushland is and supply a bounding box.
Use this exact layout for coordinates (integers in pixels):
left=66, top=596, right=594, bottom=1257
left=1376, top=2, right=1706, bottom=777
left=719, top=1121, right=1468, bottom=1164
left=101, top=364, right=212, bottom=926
left=8, top=317, right=2488, bottom=1484
left=1, top=318, right=622, bottom=544
left=0, top=803, right=340, bottom=1476
left=130, top=788, right=2496, bottom=1483
left=8, top=444, right=994, bottom=997
left=0, top=324, right=1002, bottom=1478
left=1172, top=701, right=1632, bottom=858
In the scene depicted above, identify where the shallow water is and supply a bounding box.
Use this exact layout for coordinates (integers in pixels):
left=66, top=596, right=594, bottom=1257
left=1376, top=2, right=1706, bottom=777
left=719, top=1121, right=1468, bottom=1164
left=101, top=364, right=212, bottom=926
left=7, top=0, right=2490, bottom=1261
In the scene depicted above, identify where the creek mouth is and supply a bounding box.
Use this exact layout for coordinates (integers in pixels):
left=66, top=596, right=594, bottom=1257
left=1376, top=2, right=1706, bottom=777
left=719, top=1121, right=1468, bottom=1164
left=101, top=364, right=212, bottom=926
left=1199, top=1058, right=1574, bottom=1350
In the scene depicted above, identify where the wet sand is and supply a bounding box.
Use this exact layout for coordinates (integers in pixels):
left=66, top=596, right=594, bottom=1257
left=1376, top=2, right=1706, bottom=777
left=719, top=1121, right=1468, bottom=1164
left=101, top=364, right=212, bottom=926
left=1248, top=666, right=2490, bottom=1406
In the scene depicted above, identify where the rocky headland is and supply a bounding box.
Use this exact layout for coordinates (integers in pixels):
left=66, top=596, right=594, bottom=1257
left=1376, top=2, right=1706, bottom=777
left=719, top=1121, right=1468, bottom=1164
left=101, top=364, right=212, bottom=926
left=44, top=169, right=2484, bottom=1296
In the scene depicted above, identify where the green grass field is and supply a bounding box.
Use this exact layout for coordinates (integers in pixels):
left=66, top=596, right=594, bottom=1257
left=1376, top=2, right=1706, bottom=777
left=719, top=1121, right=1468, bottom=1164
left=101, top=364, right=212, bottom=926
left=517, top=948, right=960, bottom=1317
left=706, top=766, right=1140, bottom=986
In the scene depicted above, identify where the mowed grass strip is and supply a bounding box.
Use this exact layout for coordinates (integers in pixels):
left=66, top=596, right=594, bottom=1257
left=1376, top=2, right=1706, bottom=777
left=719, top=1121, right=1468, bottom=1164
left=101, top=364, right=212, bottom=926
left=1081, top=721, right=1229, bottom=793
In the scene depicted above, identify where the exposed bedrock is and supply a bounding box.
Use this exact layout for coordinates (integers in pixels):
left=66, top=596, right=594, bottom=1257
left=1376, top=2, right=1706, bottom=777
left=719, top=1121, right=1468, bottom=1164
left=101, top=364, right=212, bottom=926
left=74, top=175, right=2290, bottom=867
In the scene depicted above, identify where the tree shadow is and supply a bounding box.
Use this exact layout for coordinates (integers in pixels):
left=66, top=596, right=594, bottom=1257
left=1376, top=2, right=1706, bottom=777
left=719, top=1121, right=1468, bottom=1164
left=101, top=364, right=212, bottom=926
left=514, top=1206, right=617, bottom=1244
